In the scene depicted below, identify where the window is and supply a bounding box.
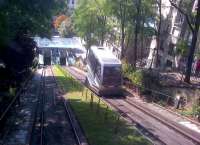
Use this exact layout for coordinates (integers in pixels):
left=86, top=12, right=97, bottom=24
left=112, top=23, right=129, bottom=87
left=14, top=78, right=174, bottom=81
left=96, top=61, right=101, bottom=79
left=103, top=66, right=121, bottom=86
left=168, top=43, right=175, bottom=55
left=88, top=50, right=97, bottom=74
left=156, top=56, right=161, bottom=66
left=175, top=13, right=183, bottom=24
left=160, top=40, right=164, bottom=51
left=166, top=60, right=172, bottom=67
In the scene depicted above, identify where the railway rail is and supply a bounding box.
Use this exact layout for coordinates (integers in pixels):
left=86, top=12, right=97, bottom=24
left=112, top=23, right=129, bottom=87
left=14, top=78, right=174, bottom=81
left=28, top=67, right=46, bottom=145
left=50, top=66, right=82, bottom=145
left=28, top=66, right=85, bottom=145
left=63, top=67, right=164, bottom=144
left=124, top=97, right=200, bottom=144
left=64, top=66, right=200, bottom=145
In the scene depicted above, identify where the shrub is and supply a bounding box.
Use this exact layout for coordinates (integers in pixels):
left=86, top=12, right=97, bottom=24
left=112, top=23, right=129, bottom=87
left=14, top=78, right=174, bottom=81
left=122, top=61, right=135, bottom=76
left=127, top=70, right=143, bottom=86
left=122, top=61, right=142, bottom=85
left=196, top=107, right=200, bottom=118
left=193, top=104, right=200, bottom=117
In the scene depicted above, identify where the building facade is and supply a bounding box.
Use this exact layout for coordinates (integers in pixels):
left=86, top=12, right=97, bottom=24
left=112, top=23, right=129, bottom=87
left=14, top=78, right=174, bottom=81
left=146, top=0, right=198, bottom=71
left=67, top=0, right=78, bottom=11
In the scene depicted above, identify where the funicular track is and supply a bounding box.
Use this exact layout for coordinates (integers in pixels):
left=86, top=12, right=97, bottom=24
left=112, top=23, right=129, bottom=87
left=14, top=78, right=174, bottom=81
left=28, top=67, right=46, bottom=145
left=64, top=66, right=200, bottom=145
left=28, top=66, right=85, bottom=145
left=49, top=66, right=82, bottom=145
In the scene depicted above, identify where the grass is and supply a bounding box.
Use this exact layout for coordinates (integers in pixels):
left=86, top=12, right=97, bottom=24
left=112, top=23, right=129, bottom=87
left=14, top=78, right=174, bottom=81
left=53, top=66, right=152, bottom=145
left=178, top=107, right=194, bottom=116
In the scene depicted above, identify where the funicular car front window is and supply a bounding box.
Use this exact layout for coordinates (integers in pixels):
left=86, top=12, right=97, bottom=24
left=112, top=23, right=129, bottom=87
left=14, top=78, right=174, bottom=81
left=104, top=66, right=121, bottom=76
left=103, top=66, right=121, bottom=85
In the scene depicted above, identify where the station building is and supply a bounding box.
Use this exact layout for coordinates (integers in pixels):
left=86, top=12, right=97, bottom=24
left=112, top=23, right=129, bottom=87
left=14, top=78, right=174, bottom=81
left=34, top=36, right=86, bottom=66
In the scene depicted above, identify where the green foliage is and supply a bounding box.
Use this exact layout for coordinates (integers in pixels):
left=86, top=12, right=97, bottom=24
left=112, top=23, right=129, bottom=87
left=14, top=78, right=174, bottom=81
left=193, top=103, right=200, bottom=116
left=55, top=65, right=84, bottom=92
left=128, top=70, right=143, bottom=86
left=0, top=0, right=66, bottom=46
left=73, top=0, right=156, bottom=49
left=122, top=61, right=142, bottom=85
left=196, top=107, right=200, bottom=116
left=122, top=61, right=135, bottom=76
left=176, top=40, right=188, bottom=56
left=58, top=17, right=74, bottom=37
left=73, top=0, right=110, bottom=47
left=0, top=0, right=67, bottom=91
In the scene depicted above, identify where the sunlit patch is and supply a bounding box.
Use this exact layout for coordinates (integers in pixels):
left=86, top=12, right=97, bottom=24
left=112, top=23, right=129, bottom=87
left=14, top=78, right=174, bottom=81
left=179, top=121, right=200, bottom=133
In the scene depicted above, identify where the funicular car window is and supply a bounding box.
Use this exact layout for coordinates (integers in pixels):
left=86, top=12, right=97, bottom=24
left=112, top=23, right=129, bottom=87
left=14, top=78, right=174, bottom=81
left=88, top=51, right=97, bottom=74
left=95, top=61, right=101, bottom=80
left=103, top=66, right=121, bottom=85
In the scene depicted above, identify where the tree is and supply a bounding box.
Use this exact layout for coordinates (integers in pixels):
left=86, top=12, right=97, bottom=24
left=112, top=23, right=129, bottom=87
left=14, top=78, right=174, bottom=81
left=148, top=0, right=162, bottom=69
left=169, top=0, right=200, bottom=83
left=175, top=40, right=188, bottom=71
left=0, top=0, right=66, bottom=45
left=73, top=0, right=111, bottom=48
left=73, top=0, right=155, bottom=65
left=53, top=15, right=68, bottom=29
left=128, top=0, right=155, bottom=66
left=133, top=0, right=141, bottom=67
left=155, top=0, right=162, bottom=67
left=0, top=0, right=66, bottom=87
left=107, top=0, right=133, bottom=59
left=53, top=15, right=74, bottom=37
left=176, top=40, right=188, bottom=57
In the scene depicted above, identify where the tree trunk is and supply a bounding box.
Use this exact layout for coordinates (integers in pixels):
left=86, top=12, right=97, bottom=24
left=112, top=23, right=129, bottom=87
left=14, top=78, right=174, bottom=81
left=100, top=16, right=106, bottom=45
left=140, top=16, right=145, bottom=64
left=156, top=0, right=162, bottom=67
left=184, top=31, right=199, bottom=83
left=120, top=0, right=127, bottom=59
left=133, top=0, right=141, bottom=67
left=184, top=0, right=200, bottom=83
left=126, top=29, right=132, bottom=53
left=121, top=21, right=125, bottom=59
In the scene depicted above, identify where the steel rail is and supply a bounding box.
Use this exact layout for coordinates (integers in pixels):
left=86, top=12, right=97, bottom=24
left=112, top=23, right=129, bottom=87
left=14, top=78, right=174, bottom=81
left=50, top=66, right=82, bottom=145
left=104, top=98, right=166, bottom=145
left=66, top=66, right=200, bottom=127
left=28, top=67, right=45, bottom=145
left=124, top=98, right=200, bottom=145
left=40, top=68, right=46, bottom=145
left=62, top=66, right=159, bottom=145
left=64, top=66, right=200, bottom=145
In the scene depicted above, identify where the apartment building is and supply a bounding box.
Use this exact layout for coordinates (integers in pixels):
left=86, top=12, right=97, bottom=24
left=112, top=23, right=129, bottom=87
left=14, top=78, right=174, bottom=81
left=146, top=0, right=197, bottom=70
left=67, top=0, right=77, bottom=11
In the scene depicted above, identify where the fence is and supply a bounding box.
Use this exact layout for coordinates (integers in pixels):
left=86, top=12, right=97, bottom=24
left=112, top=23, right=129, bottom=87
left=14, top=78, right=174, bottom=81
left=125, top=80, right=200, bottom=121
